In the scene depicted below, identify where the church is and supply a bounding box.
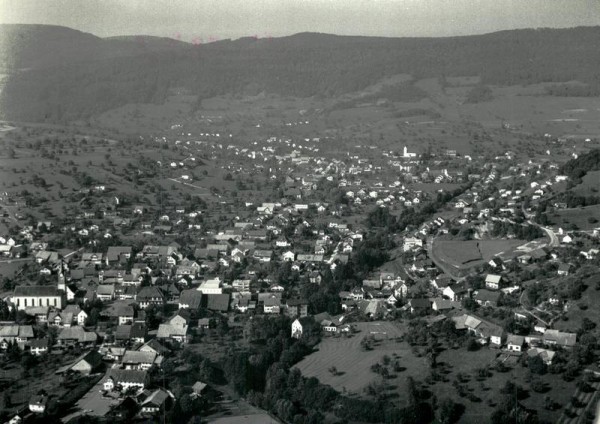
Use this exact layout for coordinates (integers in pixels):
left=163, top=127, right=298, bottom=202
left=12, top=286, right=65, bottom=310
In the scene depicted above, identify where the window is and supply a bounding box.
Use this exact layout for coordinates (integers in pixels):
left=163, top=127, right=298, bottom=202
left=24, top=298, right=27, bottom=307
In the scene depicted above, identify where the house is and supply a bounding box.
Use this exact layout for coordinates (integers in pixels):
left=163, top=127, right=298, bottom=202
left=313, top=312, right=344, bottom=333
left=403, top=237, right=423, bottom=252
left=178, top=289, right=203, bottom=310
left=103, top=369, right=148, bottom=392
left=431, top=274, right=453, bottom=291
left=96, top=284, right=116, bottom=301
left=57, top=326, right=97, bottom=347
left=431, top=298, right=456, bottom=312
left=12, top=286, right=65, bottom=310
left=453, top=314, right=505, bottom=346
left=140, top=389, right=174, bottom=415
left=29, top=338, right=49, bottom=356
left=48, top=311, right=73, bottom=327
left=263, top=296, right=282, bottom=314
left=253, top=250, right=273, bottom=263
left=485, top=274, right=502, bottom=290
left=106, top=246, right=132, bottom=265
left=206, top=294, right=230, bottom=313
left=197, top=279, right=222, bottom=295
left=139, top=339, right=169, bottom=357
left=137, top=287, right=165, bottom=309
left=557, top=263, right=571, bottom=276
left=506, top=334, right=525, bottom=352
left=29, top=394, right=48, bottom=414
left=443, top=282, right=470, bottom=302
left=64, top=305, right=88, bottom=326
left=102, top=303, right=135, bottom=325
left=543, top=329, right=576, bottom=349
left=285, top=298, right=308, bottom=318
left=291, top=317, right=313, bottom=339
left=101, top=346, right=126, bottom=362
left=408, top=298, right=431, bottom=314
left=0, top=325, right=34, bottom=349
left=157, top=323, right=189, bottom=344
left=474, top=290, right=501, bottom=308
left=122, top=350, right=157, bottom=370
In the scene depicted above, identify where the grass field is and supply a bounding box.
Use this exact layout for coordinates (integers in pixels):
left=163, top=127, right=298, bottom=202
left=294, top=321, right=428, bottom=395
left=433, top=239, right=526, bottom=270
left=572, top=171, right=600, bottom=197
left=548, top=204, right=600, bottom=231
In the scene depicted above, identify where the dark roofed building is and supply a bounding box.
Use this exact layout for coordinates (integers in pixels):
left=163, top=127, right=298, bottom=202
left=205, top=294, right=230, bottom=312
left=178, top=289, right=203, bottom=310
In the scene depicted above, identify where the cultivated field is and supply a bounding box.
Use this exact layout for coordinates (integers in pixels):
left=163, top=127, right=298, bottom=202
left=294, top=321, right=428, bottom=394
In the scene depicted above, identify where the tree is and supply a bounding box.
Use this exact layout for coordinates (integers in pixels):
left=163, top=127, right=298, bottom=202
left=2, top=391, right=10, bottom=409
left=528, top=355, right=547, bottom=375
left=438, top=398, right=462, bottom=424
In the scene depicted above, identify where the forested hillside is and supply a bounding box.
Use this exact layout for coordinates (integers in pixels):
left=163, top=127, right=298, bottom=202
left=2, top=25, right=600, bottom=122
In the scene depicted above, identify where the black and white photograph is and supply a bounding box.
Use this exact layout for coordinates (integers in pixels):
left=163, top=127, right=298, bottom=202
left=0, top=1, right=600, bottom=423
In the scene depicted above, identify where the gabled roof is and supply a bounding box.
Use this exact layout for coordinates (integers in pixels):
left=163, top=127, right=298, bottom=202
left=139, top=339, right=169, bottom=355
left=485, top=274, right=502, bottom=283
left=157, top=323, right=188, bottom=338
left=179, top=289, right=203, bottom=309
left=205, top=294, right=230, bottom=312
left=13, top=286, right=61, bottom=297
left=122, top=350, right=157, bottom=365
left=108, top=369, right=148, bottom=384
left=141, top=389, right=171, bottom=407
left=474, top=289, right=501, bottom=302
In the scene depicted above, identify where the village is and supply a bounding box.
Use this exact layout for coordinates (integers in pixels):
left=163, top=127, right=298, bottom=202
left=0, top=114, right=598, bottom=424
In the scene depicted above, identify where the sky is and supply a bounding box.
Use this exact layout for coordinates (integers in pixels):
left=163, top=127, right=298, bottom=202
left=1, top=0, right=599, bottom=41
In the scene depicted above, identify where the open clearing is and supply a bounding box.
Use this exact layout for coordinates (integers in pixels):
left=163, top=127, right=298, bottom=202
left=433, top=239, right=527, bottom=270
left=294, top=322, right=428, bottom=394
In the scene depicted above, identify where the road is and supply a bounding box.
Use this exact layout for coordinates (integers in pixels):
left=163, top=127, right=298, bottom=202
left=167, top=178, right=213, bottom=196
left=522, top=203, right=559, bottom=248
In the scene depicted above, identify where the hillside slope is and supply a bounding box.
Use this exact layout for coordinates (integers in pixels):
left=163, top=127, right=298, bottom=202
left=2, top=25, right=600, bottom=123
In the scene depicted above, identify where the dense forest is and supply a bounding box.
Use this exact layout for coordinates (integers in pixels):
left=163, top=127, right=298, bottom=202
left=2, top=25, right=600, bottom=122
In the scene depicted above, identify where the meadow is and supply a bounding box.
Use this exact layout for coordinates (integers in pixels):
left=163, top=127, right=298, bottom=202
left=294, top=321, right=428, bottom=395
left=548, top=204, right=600, bottom=231
left=432, top=239, right=526, bottom=270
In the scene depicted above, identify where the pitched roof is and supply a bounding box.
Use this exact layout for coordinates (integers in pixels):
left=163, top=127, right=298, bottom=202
left=179, top=289, right=203, bottom=309
left=205, top=293, right=230, bottom=312
left=139, top=339, right=169, bottom=355
left=474, top=289, right=501, bottom=302
left=122, top=350, right=157, bottom=365
left=157, top=323, right=188, bottom=338
left=141, top=389, right=170, bottom=407
left=13, top=286, right=61, bottom=296
left=108, top=369, right=148, bottom=384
